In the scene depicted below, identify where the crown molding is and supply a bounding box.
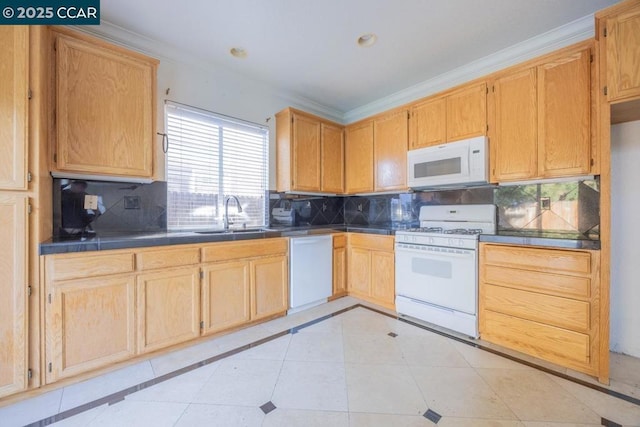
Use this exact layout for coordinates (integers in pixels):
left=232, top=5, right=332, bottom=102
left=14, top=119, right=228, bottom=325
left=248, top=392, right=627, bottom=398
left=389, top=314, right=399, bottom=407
left=342, top=14, right=596, bottom=124
left=74, top=13, right=595, bottom=126
left=72, top=21, right=345, bottom=123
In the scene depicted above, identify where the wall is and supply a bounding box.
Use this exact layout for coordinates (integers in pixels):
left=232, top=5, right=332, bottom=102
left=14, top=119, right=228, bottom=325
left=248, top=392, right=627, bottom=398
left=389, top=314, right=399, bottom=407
left=610, top=120, right=640, bottom=357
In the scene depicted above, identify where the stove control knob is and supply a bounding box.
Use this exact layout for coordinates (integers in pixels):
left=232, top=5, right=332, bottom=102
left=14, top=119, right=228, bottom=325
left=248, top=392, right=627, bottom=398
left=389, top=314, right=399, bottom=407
left=448, top=238, right=455, bottom=247
left=428, top=237, right=434, bottom=245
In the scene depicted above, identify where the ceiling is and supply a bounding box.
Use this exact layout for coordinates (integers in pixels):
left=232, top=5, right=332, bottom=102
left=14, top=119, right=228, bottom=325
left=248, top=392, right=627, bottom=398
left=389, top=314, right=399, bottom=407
left=100, top=0, right=617, bottom=115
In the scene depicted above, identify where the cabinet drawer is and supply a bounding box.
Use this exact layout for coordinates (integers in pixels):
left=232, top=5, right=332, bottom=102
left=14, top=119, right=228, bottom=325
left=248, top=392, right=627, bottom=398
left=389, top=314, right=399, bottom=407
left=482, top=244, right=591, bottom=275
left=483, top=284, right=589, bottom=332
left=136, top=246, right=200, bottom=271
left=481, top=310, right=590, bottom=366
left=202, top=238, right=288, bottom=263
left=47, top=252, right=135, bottom=282
left=483, top=264, right=591, bottom=299
left=333, top=234, right=346, bottom=248
left=348, top=233, right=394, bottom=251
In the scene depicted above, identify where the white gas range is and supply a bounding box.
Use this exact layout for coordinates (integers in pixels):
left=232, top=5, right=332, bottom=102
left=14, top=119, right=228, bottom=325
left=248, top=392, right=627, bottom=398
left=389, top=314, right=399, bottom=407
left=395, top=204, right=496, bottom=338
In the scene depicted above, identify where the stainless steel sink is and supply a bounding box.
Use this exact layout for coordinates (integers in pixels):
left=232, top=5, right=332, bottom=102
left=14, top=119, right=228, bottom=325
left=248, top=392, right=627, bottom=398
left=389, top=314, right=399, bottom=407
left=194, top=228, right=266, bottom=234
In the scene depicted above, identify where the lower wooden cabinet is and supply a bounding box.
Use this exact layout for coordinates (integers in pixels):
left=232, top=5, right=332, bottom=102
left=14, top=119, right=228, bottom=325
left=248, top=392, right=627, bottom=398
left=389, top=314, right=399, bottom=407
left=479, top=243, right=605, bottom=381
left=0, top=194, right=28, bottom=397
left=45, top=275, right=136, bottom=383
left=332, top=234, right=347, bottom=298
left=251, top=255, right=288, bottom=321
left=346, top=233, right=395, bottom=310
left=136, top=267, right=201, bottom=353
left=201, top=261, right=251, bottom=335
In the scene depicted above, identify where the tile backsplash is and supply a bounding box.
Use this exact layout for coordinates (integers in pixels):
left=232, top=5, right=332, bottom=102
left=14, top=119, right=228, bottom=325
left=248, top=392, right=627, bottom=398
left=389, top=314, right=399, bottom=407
left=53, top=179, right=167, bottom=237
left=269, top=179, right=599, bottom=238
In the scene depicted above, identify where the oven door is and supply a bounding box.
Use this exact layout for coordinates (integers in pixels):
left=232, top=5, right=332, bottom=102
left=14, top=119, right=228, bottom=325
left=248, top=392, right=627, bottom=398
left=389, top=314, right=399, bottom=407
left=395, top=243, right=477, bottom=315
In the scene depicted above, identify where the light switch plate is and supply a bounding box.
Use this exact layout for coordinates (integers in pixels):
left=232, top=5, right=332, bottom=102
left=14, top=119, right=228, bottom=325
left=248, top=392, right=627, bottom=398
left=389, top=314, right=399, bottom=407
left=84, top=195, right=98, bottom=210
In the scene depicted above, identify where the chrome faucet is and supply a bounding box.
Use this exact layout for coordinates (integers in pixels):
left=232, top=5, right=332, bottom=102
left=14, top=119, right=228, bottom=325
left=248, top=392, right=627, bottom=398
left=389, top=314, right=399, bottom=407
left=223, top=195, right=243, bottom=231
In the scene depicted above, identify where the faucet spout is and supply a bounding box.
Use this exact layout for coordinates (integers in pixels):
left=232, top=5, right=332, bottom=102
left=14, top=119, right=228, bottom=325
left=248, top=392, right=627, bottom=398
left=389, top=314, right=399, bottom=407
left=223, top=195, right=243, bottom=231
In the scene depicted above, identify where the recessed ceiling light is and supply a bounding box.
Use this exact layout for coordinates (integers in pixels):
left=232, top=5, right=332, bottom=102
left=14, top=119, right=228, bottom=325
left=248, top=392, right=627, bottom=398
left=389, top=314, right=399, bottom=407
left=230, top=47, right=247, bottom=58
left=357, top=33, right=377, bottom=47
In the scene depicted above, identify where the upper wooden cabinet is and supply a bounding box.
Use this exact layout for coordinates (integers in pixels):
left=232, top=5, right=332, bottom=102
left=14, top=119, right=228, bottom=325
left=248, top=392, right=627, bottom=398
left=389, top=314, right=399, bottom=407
left=374, top=109, right=409, bottom=191
left=599, top=0, right=640, bottom=103
left=409, top=82, right=486, bottom=149
left=345, top=121, right=374, bottom=193
left=409, top=97, right=445, bottom=149
left=490, top=44, right=593, bottom=182
left=0, top=26, right=29, bottom=190
left=51, top=29, right=157, bottom=179
left=275, top=108, right=344, bottom=193
left=446, top=83, right=487, bottom=142
left=320, top=123, right=345, bottom=193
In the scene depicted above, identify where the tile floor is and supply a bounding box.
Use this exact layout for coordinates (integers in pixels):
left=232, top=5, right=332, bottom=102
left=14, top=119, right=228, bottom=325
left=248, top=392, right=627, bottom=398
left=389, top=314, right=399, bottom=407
left=2, top=297, right=640, bottom=427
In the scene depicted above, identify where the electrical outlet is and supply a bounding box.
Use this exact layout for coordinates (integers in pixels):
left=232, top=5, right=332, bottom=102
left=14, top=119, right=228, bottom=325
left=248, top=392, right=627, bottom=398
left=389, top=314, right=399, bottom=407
left=124, top=196, right=141, bottom=210
left=540, top=197, right=551, bottom=210
left=83, top=195, right=98, bottom=210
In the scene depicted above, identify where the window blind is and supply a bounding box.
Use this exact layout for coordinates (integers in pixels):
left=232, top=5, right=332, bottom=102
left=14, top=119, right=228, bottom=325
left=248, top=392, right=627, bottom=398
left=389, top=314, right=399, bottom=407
left=165, top=102, right=268, bottom=231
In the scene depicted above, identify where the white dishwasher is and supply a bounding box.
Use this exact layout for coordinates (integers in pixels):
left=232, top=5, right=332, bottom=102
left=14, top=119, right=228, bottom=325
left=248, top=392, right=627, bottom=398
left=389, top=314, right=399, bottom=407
left=289, top=235, right=333, bottom=314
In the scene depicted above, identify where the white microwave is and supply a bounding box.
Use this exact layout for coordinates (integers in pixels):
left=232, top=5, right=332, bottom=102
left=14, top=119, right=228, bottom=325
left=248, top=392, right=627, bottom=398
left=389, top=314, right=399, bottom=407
left=407, top=136, right=489, bottom=189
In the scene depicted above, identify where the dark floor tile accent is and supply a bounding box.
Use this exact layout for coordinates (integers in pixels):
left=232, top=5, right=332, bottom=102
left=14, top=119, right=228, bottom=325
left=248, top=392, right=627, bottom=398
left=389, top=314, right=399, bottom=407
left=387, top=332, right=398, bottom=337
left=423, top=409, right=442, bottom=423
left=108, top=396, right=125, bottom=405
left=260, top=401, right=277, bottom=415
left=601, top=417, right=623, bottom=427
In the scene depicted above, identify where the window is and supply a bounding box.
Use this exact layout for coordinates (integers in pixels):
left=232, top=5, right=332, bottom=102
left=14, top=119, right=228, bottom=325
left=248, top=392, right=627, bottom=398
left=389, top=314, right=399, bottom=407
left=165, top=102, right=268, bottom=231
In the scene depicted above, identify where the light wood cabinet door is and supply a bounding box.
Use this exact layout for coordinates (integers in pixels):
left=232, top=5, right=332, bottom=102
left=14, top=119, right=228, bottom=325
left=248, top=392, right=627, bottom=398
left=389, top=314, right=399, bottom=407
left=0, top=26, right=28, bottom=190
left=251, top=255, right=288, bottom=321
left=345, top=121, right=374, bottom=194
left=605, top=4, right=640, bottom=102
left=347, top=247, right=371, bottom=298
left=46, top=275, right=136, bottom=382
left=136, top=267, right=201, bottom=353
left=409, top=98, right=446, bottom=149
left=292, top=113, right=321, bottom=191
left=321, top=123, right=344, bottom=193
left=54, top=33, right=155, bottom=178
left=371, top=251, right=395, bottom=306
left=446, top=83, right=487, bottom=142
left=374, top=110, right=408, bottom=191
left=0, top=195, right=28, bottom=397
left=201, top=261, right=250, bottom=335
left=491, top=68, right=538, bottom=182
left=538, top=48, right=591, bottom=177
left=332, top=237, right=347, bottom=297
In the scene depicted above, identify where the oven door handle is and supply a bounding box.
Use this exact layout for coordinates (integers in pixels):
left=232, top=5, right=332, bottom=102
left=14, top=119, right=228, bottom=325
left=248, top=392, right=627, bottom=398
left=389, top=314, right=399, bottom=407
left=395, top=245, right=475, bottom=258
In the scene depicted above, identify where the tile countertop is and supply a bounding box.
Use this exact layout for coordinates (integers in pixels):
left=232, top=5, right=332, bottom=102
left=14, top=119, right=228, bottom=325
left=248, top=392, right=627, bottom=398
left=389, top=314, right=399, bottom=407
left=39, top=225, right=395, bottom=255
left=480, top=230, right=600, bottom=250
left=40, top=226, right=600, bottom=255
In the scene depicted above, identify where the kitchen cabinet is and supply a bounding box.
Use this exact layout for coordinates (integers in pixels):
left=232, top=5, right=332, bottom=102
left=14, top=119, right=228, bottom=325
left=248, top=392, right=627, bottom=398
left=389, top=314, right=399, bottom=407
left=599, top=0, right=640, bottom=103
left=43, top=250, right=136, bottom=382
left=479, top=243, right=605, bottom=381
left=0, top=26, right=29, bottom=190
left=409, top=97, right=446, bottom=149
left=332, top=234, right=347, bottom=298
left=251, top=255, right=289, bottom=320
left=446, top=83, right=487, bottom=142
left=321, top=123, right=345, bottom=193
left=0, top=195, right=28, bottom=397
left=136, top=267, right=201, bottom=354
left=275, top=108, right=344, bottom=193
left=345, top=121, right=374, bottom=193
left=201, top=238, right=289, bottom=332
left=202, top=261, right=251, bottom=335
left=409, top=82, right=486, bottom=149
left=46, top=274, right=136, bottom=383
left=490, top=43, right=593, bottom=182
left=347, top=233, right=395, bottom=310
left=374, top=110, right=409, bottom=191
left=51, top=28, right=157, bottom=179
